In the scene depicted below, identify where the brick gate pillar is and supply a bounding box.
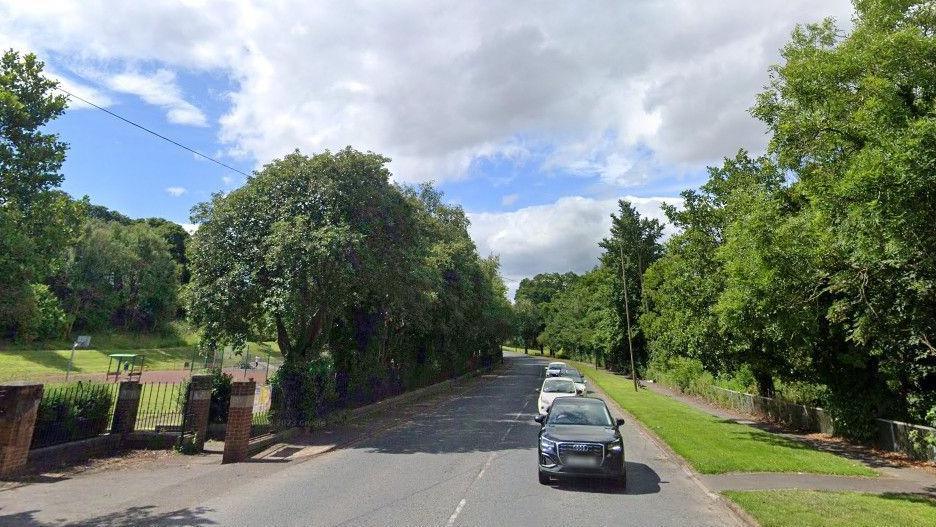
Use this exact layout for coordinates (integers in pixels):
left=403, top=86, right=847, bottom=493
left=110, top=380, right=142, bottom=444
left=183, top=374, right=212, bottom=451
left=0, top=382, right=43, bottom=478
left=222, top=380, right=256, bottom=464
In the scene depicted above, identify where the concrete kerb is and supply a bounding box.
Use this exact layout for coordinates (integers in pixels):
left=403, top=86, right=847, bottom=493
left=564, top=363, right=759, bottom=527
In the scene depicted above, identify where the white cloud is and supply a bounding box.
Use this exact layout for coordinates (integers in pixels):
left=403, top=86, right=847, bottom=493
left=106, top=69, right=207, bottom=127
left=0, top=1, right=854, bottom=182
left=47, top=71, right=112, bottom=110
left=501, top=193, right=519, bottom=206
left=221, top=175, right=234, bottom=186
left=469, top=195, right=680, bottom=298
left=181, top=223, right=199, bottom=234
left=165, top=186, right=187, bottom=197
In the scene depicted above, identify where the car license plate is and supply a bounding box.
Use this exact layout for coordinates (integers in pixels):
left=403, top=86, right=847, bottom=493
left=565, top=455, right=598, bottom=467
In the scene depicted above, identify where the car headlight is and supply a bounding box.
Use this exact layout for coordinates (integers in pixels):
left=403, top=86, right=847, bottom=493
left=540, top=437, right=557, bottom=453
left=608, top=441, right=623, bottom=453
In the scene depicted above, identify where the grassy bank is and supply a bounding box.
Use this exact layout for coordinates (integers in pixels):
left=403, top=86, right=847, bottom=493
left=725, top=490, right=936, bottom=527
left=569, top=360, right=875, bottom=476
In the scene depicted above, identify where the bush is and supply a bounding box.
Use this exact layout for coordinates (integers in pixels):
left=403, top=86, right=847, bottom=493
left=823, top=389, right=880, bottom=442
left=774, top=379, right=828, bottom=407
left=715, top=365, right=758, bottom=394
left=659, top=357, right=707, bottom=392
left=31, top=383, right=115, bottom=448
left=208, top=367, right=233, bottom=424
left=270, top=356, right=337, bottom=426
left=10, top=284, right=69, bottom=341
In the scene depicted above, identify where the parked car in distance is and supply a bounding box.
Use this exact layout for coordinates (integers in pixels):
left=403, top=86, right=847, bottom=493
left=545, top=361, right=567, bottom=377
left=534, top=397, right=626, bottom=487
left=559, top=368, right=586, bottom=394
left=538, top=377, right=578, bottom=415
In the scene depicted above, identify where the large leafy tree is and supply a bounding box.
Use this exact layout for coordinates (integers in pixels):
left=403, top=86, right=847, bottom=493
left=0, top=50, right=83, bottom=337
left=188, top=148, right=413, bottom=364
left=513, top=297, right=539, bottom=353
left=752, top=0, right=936, bottom=422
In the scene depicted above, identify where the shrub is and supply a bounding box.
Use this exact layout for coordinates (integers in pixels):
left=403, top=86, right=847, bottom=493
left=270, top=356, right=337, bottom=425
left=31, top=383, right=115, bottom=448
left=715, top=365, right=758, bottom=394
left=11, top=284, right=69, bottom=341
left=774, top=379, right=828, bottom=407
left=208, top=367, right=233, bottom=424
left=662, top=357, right=707, bottom=392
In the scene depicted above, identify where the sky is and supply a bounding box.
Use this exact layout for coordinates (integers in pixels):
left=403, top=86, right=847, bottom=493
left=0, top=0, right=854, bottom=297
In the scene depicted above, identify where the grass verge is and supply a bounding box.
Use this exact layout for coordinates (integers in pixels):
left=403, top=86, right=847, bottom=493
left=570, top=361, right=875, bottom=476
left=724, top=490, right=936, bottom=527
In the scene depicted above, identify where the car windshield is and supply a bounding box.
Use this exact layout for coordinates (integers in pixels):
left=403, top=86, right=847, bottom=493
left=547, top=403, right=612, bottom=426
left=562, top=369, right=583, bottom=382
left=548, top=363, right=565, bottom=370
left=542, top=379, right=576, bottom=393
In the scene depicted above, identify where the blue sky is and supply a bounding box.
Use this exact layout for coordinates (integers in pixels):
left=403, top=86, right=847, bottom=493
left=2, top=0, right=854, bottom=296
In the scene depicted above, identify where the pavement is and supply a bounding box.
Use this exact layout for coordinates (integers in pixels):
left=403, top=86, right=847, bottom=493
left=0, top=352, right=746, bottom=526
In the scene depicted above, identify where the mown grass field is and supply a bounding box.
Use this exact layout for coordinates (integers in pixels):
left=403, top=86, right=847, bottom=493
left=1, top=324, right=282, bottom=381
left=561, top=358, right=876, bottom=476
left=724, top=490, right=936, bottom=527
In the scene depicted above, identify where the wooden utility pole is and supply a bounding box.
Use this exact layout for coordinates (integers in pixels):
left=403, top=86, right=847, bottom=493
left=620, top=245, right=639, bottom=392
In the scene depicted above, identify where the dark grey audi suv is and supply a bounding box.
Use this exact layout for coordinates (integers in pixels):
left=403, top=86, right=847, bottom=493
left=534, top=396, right=626, bottom=487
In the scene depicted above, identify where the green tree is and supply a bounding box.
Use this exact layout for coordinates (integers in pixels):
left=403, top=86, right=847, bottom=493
left=515, top=272, right=577, bottom=353
left=54, top=219, right=179, bottom=332
left=752, top=0, right=936, bottom=426
left=540, top=267, right=615, bottom=364
left=513, top=297, right=539, bottom=353
left=188, top=148, right=410, bottom=364
left=599, top=199, right=663, bottom=372
left=142, top=217, right=190, bottom=283
left=0, top=50, right=83, bottom=338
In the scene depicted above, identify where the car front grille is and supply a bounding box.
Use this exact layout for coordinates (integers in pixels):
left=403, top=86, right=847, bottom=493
left=557, top=442, right=604, bottom=463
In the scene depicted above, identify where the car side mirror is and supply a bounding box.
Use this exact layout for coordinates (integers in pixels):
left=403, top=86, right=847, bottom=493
left=534, top=414, right=546, bottom=424
left=616, top=418, right=625, bottom=427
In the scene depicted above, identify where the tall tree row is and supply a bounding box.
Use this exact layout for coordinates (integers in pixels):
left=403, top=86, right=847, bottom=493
left=643, top=0, right=936, bottom=438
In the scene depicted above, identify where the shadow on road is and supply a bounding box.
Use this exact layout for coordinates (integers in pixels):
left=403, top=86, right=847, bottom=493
left=348, top=355, right=545, bottom=455
left=0, top=505, right=217, bottom=527
left=544, top=461, right=664, bottom=495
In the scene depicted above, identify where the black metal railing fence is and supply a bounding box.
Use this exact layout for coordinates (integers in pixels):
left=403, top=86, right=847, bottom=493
left=31, top=382, right=119, bottom=449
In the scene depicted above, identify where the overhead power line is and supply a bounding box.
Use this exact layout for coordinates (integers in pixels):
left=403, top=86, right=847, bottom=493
left=55, top=86, right=252, bottom=178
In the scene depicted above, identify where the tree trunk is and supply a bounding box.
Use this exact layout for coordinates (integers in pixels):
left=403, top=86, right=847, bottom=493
left=754, top=369, right=775, bottom=398
left=275, top=315, right=293, bottom=360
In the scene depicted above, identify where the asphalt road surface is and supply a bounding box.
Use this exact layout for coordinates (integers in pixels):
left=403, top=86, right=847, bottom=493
left=0, top=352, right=744, bottom=526
left=201, top=353, right=742, bottom=526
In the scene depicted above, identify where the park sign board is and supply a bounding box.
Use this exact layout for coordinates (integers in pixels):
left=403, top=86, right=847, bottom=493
left=66, top=336, right=92, bottom=381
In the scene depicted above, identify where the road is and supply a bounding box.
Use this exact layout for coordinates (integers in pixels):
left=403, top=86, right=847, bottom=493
left=0, top=352, right=744, bottom=526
